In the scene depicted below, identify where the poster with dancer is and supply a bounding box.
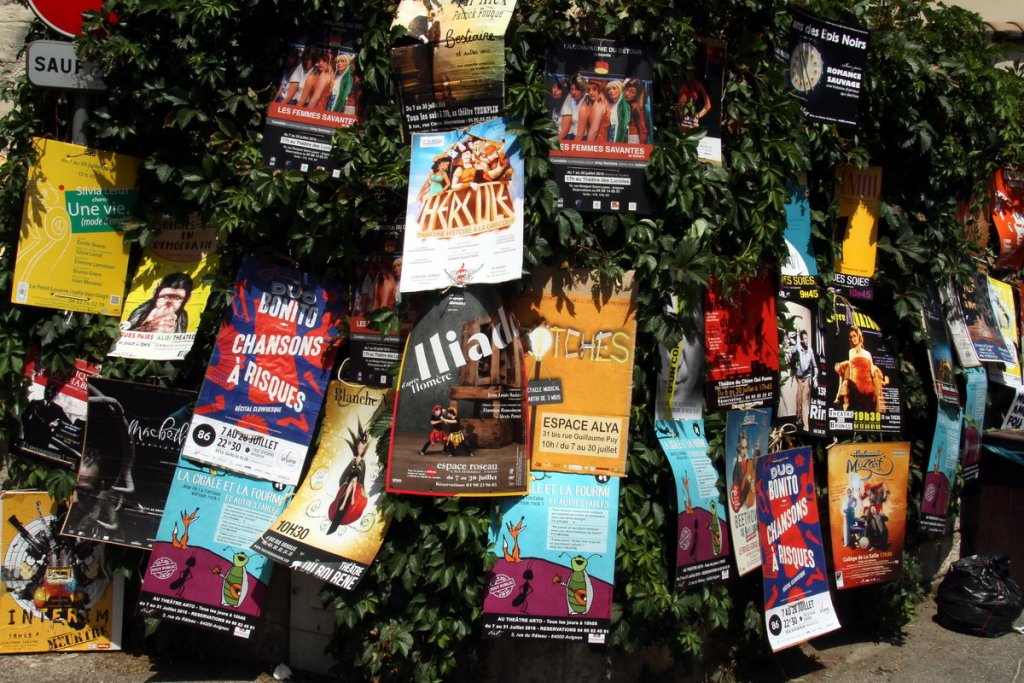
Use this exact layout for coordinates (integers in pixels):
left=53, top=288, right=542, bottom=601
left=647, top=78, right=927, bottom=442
left=482, top=472, right=619, bottom=643
left=181, top=258, right=346, bottom=486
left=960, top=366, right=986, bottom=481
left=656, top=419, right=730, bottom=589
left=136, top=457, right=292, bottom=639
left=725, top=408, right=771, bottom=576
left=756, top=446, right=840, bottom=651
left=62, top=379, right=195, bottom=550
left=655, top=294, right=705, bottom=421
left=827, top=442, right=910, bottom=589
left=921, top=405, right=963, bottom=534
left=262, top=23, right=364, bottom=175
left=108, top=214, right=219, bottom=360
left=17, top=355, right=97, bottom=468
left=11, top=137, right=139, bottom=315
left=387, top=287, right=528, bottom=496
left=953, top=266, right=1015, bottom=365
left=832, top=165, right=882, bottom=300
left=704, top=271, right=780, bottom=412
left=777, top=298, right=827, bottom=436
left=515, top=269, right=638, bottom=477
left=390, top=0, right=516, bottom=135
left=0, top=491, right=123, bottom=653
left=921, top=287, right=960, bottom=406
left=987, top=275, right=1021, bottom=386
left=546, top=40, right=655, bottom=213
left=675, top=37, right=725, bottom=165
left=253, top=382, right=390, bottom=591
left=991, top=166, right=1024, bottom=270
left=400, top=117, right=524, bottom=292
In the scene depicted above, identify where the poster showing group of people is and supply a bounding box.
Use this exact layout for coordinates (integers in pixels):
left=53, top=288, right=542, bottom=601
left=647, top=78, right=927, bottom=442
left=18, top=356, right=97, bottom=468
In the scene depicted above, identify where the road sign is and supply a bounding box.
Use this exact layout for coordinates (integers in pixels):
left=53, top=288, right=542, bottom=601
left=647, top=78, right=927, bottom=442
left=27, top=0, right=103, bottom=38
left=26, top=41, right=106, bottom=92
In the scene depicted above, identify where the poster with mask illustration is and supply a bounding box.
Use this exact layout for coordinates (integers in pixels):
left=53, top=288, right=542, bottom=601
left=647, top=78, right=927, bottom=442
left=960, top=366, right=986, bottom=481
left=991, top=166, right=1024, bottom=270
left=17, top=355, right=98, bottom=468
left=832, top=165, right=881, bottom=300
left=921, top=405, right=962, bottom=535
left=655, top=294, right=705, bottom=421
left=725, top=408, right=771, bottom=576
left=482, top=472, right=619, bottom=644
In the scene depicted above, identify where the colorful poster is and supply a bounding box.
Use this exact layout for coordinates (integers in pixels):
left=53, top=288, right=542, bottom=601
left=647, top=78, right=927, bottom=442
left=832, top=165, right=882, bottom=300
left=987, top=276, right=1021, bottom=386
left=546, top=41, right=654, bottom=214
left=991, top=166, right=1024, bottom=270
left=777, top=298, right=827, bottom=436
left=62, top=379, right=194, bottom=549
left=108, top=214, right=219, bottom=360
left=654, top=294, right=705, bottom=421
left=515, top=269, right=638, bottom=477
left=400, top=117, right=523, bottom=292
left=756, top=447, right=840, bottom=651
left=827, top=442, right=910, bottom=589
left=921, top=405, right=963, bottom=534
left=17, top=355, right=97, bottom=468
left=656, top=419, right=730, bottom=589
left=960, top=366, right=986, bottom=481
left=181, top=258, right=345, bottom=486
left=675, top=37, right=725, bottom=165
left=725, top=408, right=771, bottom=576
left=253, top=382, right=390, bottom=591
left=482, top=472, right=619, bottom=644
left=954, top=266, right=1015, bottom=365
left=922, top=287, right=960, bottom=406
left=939, top=278, right=981, bottom=368
left=823, top=304, right=903, bottom=435
left=390, top=0, right=515, bottom=135
left=387, top=287, right=528, bottom=496
left=781, top=175, right=817, bottom=281
left=704, top=271, right=780, bottom=412
left=136, top=457, right=292, bottom=639
left=0, top=491, right=123, bottom=653
left=262, top=24, right=364, bottom=175
left=779, top=9, right=869, bottom=129
left=11, top=137, right=139, bottom=315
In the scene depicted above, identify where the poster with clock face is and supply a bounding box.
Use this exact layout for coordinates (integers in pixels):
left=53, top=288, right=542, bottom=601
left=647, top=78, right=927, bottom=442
left=779, top=9, right=869, bottom=129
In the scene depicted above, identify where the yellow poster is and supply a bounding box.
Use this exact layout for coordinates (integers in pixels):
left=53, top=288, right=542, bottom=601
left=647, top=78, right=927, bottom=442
left=834, top=165, right=882, bottom=279
left=11, top=138, right=140, bottom=316
left=515, top=270, right=637, bottom=476
left=0, top=491, right=122, bottom=653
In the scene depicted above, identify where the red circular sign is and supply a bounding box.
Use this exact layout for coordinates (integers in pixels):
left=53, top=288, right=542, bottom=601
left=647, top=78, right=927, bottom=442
left=27, top=0, right=103, bottom=38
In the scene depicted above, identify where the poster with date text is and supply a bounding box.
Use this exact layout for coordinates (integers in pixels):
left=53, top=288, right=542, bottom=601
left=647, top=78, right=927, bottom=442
left=991, top=166, right=1024, bottom=270
left=725, top=408, right=771, bottom=576
left=17, top=355, right=97, bottom=468
left=777, top=298, right=827, bottom=436
left=832, top=165, right=881, bottom=300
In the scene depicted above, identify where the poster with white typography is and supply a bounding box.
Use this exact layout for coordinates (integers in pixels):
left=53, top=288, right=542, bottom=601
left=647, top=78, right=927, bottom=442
left=954, top=266, right=1015, bottom=365
left=482, top=472, right=619, bottom=644
left=387, top=286, right=528, bottom=496
left=655, top=294, right=705, bottom=421
left=108, top=214, right=219, bottom=360
left=136, top=457, right=292, bottom=639
left=781, top=175, right=817, bottom=285
left=546, top=40, right=654, bottom=214
left=704, top=270, right=780, bottom=412
left=656, top=419, right=730, bottom=589
left=181, top=258, right=346, bottom=486
left=832, top=165, right=881, bottom=300
left=827, top=442, right=910, bottom=590
left=777, top=298, right=827, bottom=437
left=262, top=23, right=364, bottom=175
left=779, top=8, right=868, bottom=129
left=0, top=491, right=123, bottom=654
left=400, top=117, right=524, bottom=292
left=17, top=355, right=97, bottom=468
left=253, top=382, right=390, bottom=591
left=515, top=269, right=638, bottom=477
left=725, top=408, right=771, bottom=576
left=987, top=276, right=1021, bottom=387
left=921, top=287, right=960, bottom=406
left=11, top=137, right=139, bottom=315
left=62, top=379, right=195, bottom=550
left=757, top=446, right=840, bottom=651
left=960, top=366, right=986, bottom=481
left=991, top=166, right=1024, bottom=271
left=390, top=0, right=515, bottom=135
left=675, top=37, right=725, bottom=165
left=921, top=405, right=963, bottom=535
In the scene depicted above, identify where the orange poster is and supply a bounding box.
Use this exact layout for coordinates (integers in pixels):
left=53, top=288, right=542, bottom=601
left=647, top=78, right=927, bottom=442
left=991, top=166, right=1024, bottom=270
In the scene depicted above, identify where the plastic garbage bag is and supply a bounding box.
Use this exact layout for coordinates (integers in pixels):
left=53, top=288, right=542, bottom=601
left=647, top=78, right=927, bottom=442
left=935, top=554, right=1023, bottom=637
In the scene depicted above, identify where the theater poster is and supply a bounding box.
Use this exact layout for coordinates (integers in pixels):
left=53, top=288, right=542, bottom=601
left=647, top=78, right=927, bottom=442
left=921, top=288, right=960, bottom=406
left=515, top=269, right=638, bottom=477
left=253, top=382, right=390, bottom=591
left=17, top=355, right=97, bottom=468
left=482, top=472, right=619, bottom=644
left=136, top=457, right=292, bottom=639
left=655, top=294, right=705, bottom=421
left=939, top=278, right=980, bottom=368
left=108, top=214, right=219, bottom=360
left=262, top=23, right=363, bottom=175
left=0, top=491, right=123, bottom=653
left=656, top=419, right=730, bottom=589
left=704, top=271, right=780, bottom=412
left=827, top=442, right=910, bottom=589
left=757, top=447, right=840, bottom=651
left=832, top=165, right=881, bottom=300
left=823, top=304, right=902, bottom=435
left=546, top=40, right=654, bottom=213
left=991, top=166, right=1024, bottom=270
left=921, top=405, right=962, bottom=534
left=955, top=266, right=1015, bottom=365
left=11, top=138, right=139, bottom=316
left=181, top=258, right=345, bottom=486
left=725, top=408, right=770, bottom=576
left=390, top=0, right=515, bottom=135
left=62, top=379, right=194, bottom=550
left=777, top=298, right=827, bottom=436
left=781, top=175, right=817, bottom=287
left=961, top=366, right=986, bottom=481
left=675, top=37, right=725, bottom=165
left=400, top=117, right=524, bottom=292
left=387, top=287, right=528, bottom=496
left=987, top=275, right=1021, bottom=386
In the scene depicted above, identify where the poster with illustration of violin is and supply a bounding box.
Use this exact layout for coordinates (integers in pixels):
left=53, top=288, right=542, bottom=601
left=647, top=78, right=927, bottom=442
left=482, top=472, right=619, bottom=644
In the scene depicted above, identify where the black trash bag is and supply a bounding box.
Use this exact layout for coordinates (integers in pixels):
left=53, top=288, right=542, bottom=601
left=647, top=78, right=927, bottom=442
left=935, top=554, right=1023, bottom=637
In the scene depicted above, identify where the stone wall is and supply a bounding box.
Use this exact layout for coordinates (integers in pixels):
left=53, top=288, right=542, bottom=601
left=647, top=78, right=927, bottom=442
left=0, top=2, right=32, bottom=118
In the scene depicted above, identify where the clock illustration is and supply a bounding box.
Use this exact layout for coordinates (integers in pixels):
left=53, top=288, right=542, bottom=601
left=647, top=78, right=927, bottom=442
left=790, top=41, right=824, bottom=92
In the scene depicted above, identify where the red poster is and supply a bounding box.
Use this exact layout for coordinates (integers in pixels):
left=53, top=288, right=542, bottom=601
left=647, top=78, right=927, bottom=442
left=991, top=166, right=1024, bottom=270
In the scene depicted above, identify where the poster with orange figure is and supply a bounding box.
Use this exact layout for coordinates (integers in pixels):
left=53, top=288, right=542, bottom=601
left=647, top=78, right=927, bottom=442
left=832, top=165, right=882, bottom=300
left=827, top=442, right=910, bottom=589
left=991, top=166, right=1024, bottom=270
left=725, top=408, right=771, bottom=576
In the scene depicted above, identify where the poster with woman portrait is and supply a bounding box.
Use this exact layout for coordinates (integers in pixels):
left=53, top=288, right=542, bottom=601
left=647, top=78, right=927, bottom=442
left=546, top=40, right=654, bottom=214
left=17, top=355, right=97, bottom=468
left=827, top=442, right=910, bottom=589
left=108, top=213, right=219, bottom=360
left=991, top=166, right=1024, bottom=271
left=921, top=405, right=962, bottom=534
left=655, top=294, right=705, bottom=421
left=725, top=408, right=771, bottom=576
left=675, top=37, right=725, bottom=165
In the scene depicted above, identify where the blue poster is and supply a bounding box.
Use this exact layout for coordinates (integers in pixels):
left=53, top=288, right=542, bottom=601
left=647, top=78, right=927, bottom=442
left=960, top=366, right=986, bottom=481
left=781, top=175, right=816, bottom=279
left=725, top=407, right=771, bottom=575
left=921, top=404, right=963, bottom=534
